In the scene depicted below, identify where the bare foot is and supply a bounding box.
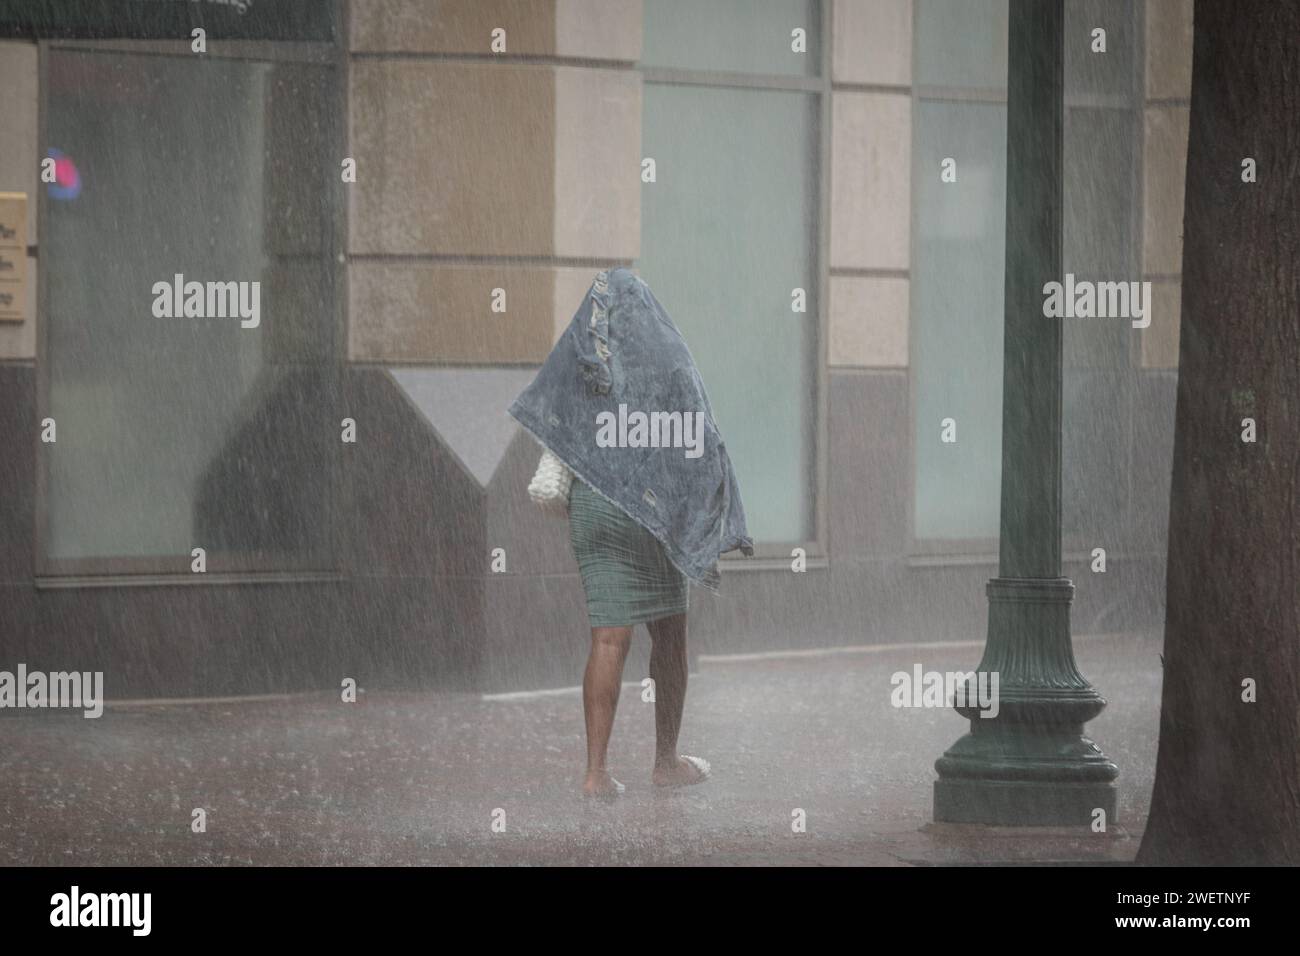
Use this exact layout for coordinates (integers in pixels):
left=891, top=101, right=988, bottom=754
left=652, top=755, right=711, bottom=788
left=583, top=769, right=626, bottom=800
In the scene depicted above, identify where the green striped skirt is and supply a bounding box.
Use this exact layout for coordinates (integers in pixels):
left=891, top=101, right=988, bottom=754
left=568, top=479, right=689, bottom=627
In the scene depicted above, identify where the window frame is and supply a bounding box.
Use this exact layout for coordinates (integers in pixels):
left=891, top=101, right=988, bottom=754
left=33, top=30, right=348, bottom=583
left=638, top=0, right=830, bottom=564
left=905, top=0, right=1147, bottom=564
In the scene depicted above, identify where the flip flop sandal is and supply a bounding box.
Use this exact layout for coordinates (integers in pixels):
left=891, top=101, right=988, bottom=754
left=655, top=754, right=711, bottom=789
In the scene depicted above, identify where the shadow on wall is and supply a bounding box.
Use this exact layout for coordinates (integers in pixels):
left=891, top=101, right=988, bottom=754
left=187, top=364, right=595, bottom=695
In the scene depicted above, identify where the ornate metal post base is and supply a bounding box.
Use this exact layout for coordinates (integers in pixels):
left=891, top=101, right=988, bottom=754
left=931, top=0, right=1119, bottom=827
left=933, top=578, right=1117, bottom=825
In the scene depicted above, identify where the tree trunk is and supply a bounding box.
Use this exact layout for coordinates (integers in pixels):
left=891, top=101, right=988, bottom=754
left=1137, top=0, right=1300, bottom=865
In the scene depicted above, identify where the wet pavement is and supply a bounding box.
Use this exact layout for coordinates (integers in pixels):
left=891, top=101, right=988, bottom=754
left=0, top=633, right=1161, bottom=866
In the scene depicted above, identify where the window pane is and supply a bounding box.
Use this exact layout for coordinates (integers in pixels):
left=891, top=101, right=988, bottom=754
left=1061, top=100, right=1141, bottom=547
left=43, top=50, right=338, bottom=568
left=912, top=99, right=1007, bottom=540
left=915, top=0, right=1008, bottom=91
left=1063, top=105, right=1139, bottom=368
left=642, top=0, right=820, bottom=77
left=640, top=84, right=818, bottom=543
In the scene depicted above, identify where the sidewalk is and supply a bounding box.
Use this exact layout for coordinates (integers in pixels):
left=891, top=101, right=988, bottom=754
left=0, top=633, right=1160, bottom=865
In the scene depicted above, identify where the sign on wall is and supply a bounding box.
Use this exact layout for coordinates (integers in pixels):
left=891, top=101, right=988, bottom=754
left=0, top=192, right=26, bottom=323
left=0, top=1, right=336, bottom=42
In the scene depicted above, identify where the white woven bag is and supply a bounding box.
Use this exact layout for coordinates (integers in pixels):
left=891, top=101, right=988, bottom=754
left=527, top=447, right=574, bottom=516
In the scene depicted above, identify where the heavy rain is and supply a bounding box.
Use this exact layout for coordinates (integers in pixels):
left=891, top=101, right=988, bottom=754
left=0, top=0, right=1295, bottom=916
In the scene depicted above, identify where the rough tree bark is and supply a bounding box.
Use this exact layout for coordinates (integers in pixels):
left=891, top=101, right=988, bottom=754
left=1137, top=0, right=1299, bottom=865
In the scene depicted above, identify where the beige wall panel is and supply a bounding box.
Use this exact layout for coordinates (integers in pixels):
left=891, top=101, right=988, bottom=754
left=350, top=61, right=556, bottom=256
left=553, top=67, right=641, bottom=260
left=831, top=92, right=911, bottom=270
left=0, top=42, right=37, bottom=247
left=0, top=42, right=37, bottom=358
left=552, top=266, right=600, bottom=345
left=1141, top=278, right=1181, bottom=369
left=349, top=263, right=557, bottom=363
left=1143, top=105, right=1190, bottom=275
left=351, top=0, right=557, bottom=55
left=1145, top=0, right=1193, bottom=101
left=555, top=0, right=643, bottom=61
left=828, top=275, right=909, bottom=367
left=832, top=0, right=912, bottom=87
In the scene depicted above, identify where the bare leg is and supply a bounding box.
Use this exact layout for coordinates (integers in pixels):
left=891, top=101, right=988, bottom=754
left=647, top=613, right=709, bottom=787
left=646, top=613, right=689, bottom=768
left=582, top=625, right=632, bottom=797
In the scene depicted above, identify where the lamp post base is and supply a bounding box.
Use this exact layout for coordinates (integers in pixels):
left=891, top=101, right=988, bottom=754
left=931, top=577, right=1119, bottom=826
left=934, top=778, right=1116, bottom=826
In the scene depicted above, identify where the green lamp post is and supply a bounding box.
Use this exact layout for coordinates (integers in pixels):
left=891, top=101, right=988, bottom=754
left=932, top=0, right=1119, bottom=826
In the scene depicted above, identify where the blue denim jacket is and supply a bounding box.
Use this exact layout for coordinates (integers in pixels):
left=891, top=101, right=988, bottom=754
left=507, top=268, right=753, bottom=591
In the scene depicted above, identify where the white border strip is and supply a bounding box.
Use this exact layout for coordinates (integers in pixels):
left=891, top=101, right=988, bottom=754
left=105, top=691, right=320, bottom=709
left=481, top=679, right=642, bottom=703
left=698, top=638, right=983, bottom=664
left=699, top=631, right=1116, bottom=665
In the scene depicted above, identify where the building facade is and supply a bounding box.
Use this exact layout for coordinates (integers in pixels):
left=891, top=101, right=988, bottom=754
left=0, top=0, right=1193, bottom=695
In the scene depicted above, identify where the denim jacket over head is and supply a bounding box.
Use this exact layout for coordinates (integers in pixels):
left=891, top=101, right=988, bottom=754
left=507, top=267, right=753, bottom=592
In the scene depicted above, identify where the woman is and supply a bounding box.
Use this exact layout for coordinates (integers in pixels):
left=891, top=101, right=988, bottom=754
left=508, top=268, right=752, bottom=800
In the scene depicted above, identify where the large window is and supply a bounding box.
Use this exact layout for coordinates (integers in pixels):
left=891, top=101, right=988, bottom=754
left=638, top=0, right=822, bottom=548
left=911, top=0, right=1009, bottom=547
left=39, top=42, right=342, bottom=576
left=909, top=0, right=1145, bottom=551
left=911, top=96, right=1007, bottom=543
left=1060, top=0, right=1143, bottom=547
